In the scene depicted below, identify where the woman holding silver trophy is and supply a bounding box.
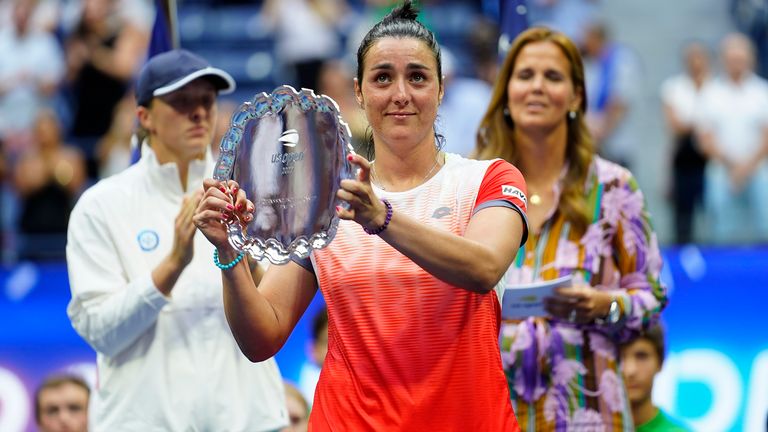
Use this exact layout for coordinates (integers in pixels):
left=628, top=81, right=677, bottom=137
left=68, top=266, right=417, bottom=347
left=195, top=1, right=528, bottom=430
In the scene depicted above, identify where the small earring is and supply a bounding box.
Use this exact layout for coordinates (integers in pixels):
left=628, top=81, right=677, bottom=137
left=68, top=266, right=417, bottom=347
left=568, top=110, right=577, bottom=120
left=503, top=107, right=514, bottom=127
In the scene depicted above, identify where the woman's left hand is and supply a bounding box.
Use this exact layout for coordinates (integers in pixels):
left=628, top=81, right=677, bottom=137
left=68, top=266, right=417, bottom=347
left=545, top=284, right=613, bottom=324
left=336, top=154, right=389, bottom=232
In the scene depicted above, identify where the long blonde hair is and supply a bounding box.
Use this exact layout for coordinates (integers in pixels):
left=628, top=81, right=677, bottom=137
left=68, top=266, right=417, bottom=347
left=473, top=27, right=594, bottom=235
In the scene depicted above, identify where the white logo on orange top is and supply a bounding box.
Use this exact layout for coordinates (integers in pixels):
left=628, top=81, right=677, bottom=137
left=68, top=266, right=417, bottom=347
left=501, top=185, right=527, bottom=205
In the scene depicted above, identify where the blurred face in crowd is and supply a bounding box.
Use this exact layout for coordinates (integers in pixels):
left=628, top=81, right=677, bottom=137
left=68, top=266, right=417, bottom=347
left=280, top=385, right=308, bottom=432
left=12, top=0, right=34, bottom=35
left=506, top=41, right=582, bottom=135
left=36, top=382, right=89, bottom=432
left=319, top=60, right=354, bottom=102
left=82, top=0, right=113, bottom=24
left=138, top=78, right=218, bottom=164
left=312, top=320, right=329, bottom=368
left=34, top=111, right=63, bottom=149
left=721, top=34, right=755, bottom=82
left=284, top=394, right=309, bottom=432
left=684, top=43, right=710, bottom=79
left=620, top=338, right=661, bottom=406
left=581, top=24, right=606, bottom=58
left=355, top=37, right=444, bottom=149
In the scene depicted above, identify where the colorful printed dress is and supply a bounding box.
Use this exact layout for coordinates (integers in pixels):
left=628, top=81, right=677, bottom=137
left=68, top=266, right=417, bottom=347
left=502, top=157, right=666, bottom=431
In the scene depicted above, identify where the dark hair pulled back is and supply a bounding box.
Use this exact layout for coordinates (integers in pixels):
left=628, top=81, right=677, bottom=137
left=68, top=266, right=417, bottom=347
left=355, top=1, right=444, bottom=159
left=356, top=1, right=442, bottom=86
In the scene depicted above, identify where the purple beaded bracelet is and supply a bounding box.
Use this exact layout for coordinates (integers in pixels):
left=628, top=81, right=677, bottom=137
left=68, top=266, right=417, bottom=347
left=363, top=199, right=393, bottom=235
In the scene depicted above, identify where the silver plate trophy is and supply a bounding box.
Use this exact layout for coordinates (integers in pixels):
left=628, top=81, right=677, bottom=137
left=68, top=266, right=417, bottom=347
left=213, top=85, right=355, bottom=265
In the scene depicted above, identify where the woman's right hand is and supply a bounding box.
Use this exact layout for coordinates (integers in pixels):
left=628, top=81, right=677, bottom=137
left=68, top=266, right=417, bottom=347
left=336, top=154, right=388, bottom=232
left=193, top=179, right=254, bottom=251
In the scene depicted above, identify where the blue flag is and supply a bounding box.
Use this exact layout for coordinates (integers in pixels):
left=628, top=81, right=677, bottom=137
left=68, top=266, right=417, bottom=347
left=499, top=0, right=529, bottom=55
left=148, top=0, right=174, bottom=59
left=132, top=0, right=176, bottom=164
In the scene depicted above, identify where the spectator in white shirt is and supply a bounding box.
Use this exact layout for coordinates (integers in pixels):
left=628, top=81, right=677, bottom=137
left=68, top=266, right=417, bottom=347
left=697, top=33, right=768, bottom=243
left=660, top=41, right=711, bottom=244
left=0, top=0, right=64, bottom=154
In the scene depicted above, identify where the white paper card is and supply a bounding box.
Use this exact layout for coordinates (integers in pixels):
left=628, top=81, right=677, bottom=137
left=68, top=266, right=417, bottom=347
left=501, top=275, right=573, bottom=320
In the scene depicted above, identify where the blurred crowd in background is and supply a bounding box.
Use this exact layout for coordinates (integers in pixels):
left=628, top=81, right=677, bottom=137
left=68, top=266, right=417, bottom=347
left=1, top=0, right=767, bottom=264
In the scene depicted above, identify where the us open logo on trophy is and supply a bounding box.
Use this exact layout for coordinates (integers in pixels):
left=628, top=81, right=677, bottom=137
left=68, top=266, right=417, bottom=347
left=279, top=129, right=299, bottom=147
left=270, top=130, right=305, bottom=176
left=213, top=85, right=355, bottom=265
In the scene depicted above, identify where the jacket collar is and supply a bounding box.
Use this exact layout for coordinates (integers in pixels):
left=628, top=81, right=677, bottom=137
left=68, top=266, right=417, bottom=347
left=139, top=142, right=212, bottom=200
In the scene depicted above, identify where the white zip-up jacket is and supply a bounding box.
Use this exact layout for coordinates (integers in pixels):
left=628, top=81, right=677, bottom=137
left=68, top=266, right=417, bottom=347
left=66, top=147, right=288, bottom=431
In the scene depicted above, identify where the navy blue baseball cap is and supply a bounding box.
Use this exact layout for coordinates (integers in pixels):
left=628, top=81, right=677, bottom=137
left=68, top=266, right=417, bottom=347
left=135, top=49, right=235, bottom=106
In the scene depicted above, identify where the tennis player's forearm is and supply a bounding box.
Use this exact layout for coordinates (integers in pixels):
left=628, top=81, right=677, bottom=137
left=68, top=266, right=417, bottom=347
left=220, top=259, right=286, bottom=362
left=380, top=210, right=522, bottom=293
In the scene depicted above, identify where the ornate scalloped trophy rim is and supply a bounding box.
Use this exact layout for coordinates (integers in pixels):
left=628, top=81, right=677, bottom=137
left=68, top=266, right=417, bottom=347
left=213, top=85, right=354, bottom=265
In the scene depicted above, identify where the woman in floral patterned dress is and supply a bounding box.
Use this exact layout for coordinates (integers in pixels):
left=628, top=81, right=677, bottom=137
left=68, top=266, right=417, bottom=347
left=473, top=27, right=667, bottom=431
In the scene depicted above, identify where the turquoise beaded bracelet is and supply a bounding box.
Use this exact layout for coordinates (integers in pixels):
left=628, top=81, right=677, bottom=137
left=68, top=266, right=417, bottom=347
left=213, top=249, right=245, bottom=270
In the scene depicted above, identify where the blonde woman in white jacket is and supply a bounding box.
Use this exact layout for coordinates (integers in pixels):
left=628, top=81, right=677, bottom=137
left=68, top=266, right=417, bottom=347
left=66, top=49, right=288, bottom=432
